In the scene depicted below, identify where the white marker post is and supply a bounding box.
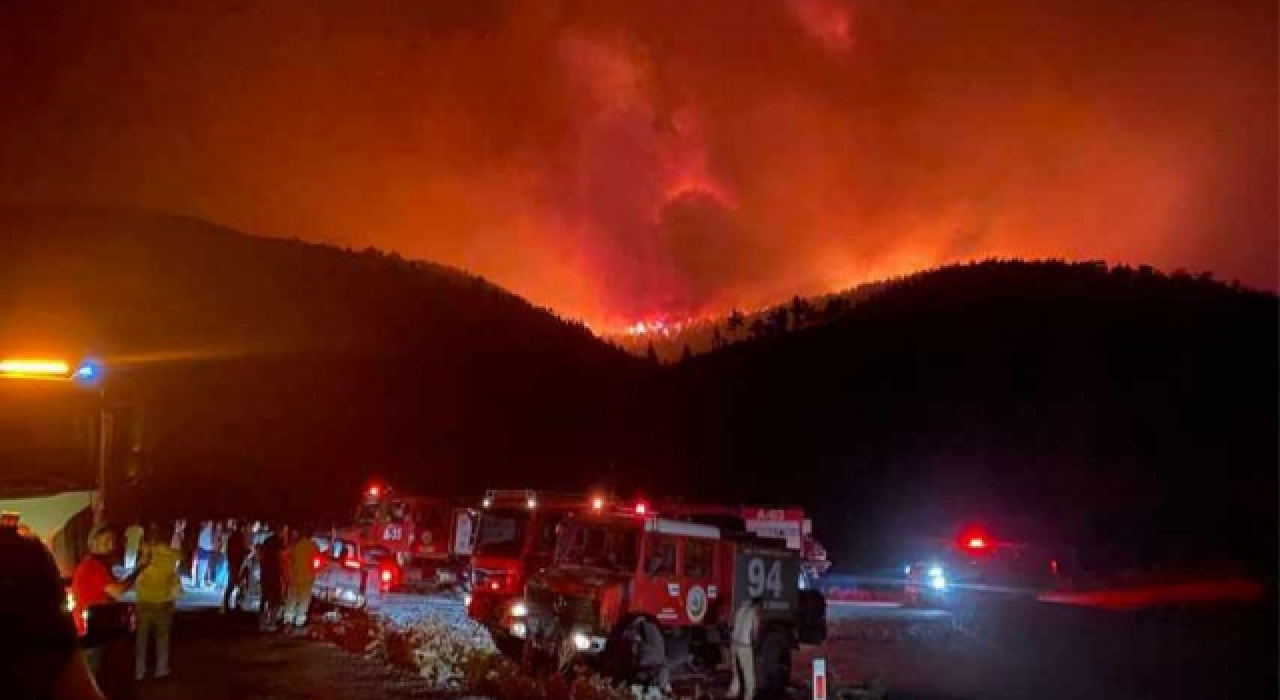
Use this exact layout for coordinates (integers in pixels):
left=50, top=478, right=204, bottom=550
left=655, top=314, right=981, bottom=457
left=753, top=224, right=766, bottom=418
left=813, top=658, right=828, bottom=700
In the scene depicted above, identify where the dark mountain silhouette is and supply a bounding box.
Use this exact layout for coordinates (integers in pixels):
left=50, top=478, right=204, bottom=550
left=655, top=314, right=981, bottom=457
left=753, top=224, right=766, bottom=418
left=0, top=208, right=642, bottom=518
left=1, top=210, right=1274, bottom=575
left=638, top=260, right=1278, bottom=572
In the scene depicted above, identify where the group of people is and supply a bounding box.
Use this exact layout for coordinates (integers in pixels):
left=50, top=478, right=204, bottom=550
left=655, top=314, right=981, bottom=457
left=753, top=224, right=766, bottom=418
left=250, top=523, right=321, bottom=632
left=122, top=518, right=322, bottom=632
left=71, top=522, right=184, bottom=682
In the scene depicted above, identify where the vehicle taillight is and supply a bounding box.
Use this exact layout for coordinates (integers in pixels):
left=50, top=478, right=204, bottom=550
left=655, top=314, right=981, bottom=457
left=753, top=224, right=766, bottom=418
left=966, top=537, right=987, bottom=549
left=380, top=568, right=393, bottom=584
left=313, top=556, right=323, bottom=571
left=634, top=501, right=648, bottom=515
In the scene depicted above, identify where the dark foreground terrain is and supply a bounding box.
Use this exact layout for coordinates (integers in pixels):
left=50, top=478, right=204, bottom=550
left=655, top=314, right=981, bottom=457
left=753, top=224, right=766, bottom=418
left=130, top=594, right=1277, bottom=700
left=135, top=611, right=437, bottom=700
left=805, top=598, right=1277, bottom=700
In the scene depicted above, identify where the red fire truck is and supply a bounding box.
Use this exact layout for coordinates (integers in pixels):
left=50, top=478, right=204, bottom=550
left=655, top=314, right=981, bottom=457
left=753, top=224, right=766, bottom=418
left=352, top=483, right=476, bottom=591
left=467, top=490, right=600, bottom=645
left=520, top=503, right=827, bottom=696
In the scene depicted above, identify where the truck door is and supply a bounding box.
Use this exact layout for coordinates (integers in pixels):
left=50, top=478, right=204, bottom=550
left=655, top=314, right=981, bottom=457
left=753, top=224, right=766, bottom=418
left=680, top=537, right=719, bottom=626
left=638, top=533, right=680, bottom=625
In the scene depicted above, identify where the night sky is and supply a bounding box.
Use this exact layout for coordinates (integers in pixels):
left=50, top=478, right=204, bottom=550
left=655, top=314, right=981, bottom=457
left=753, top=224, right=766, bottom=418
left=1, top=0, right=1275, bottom=328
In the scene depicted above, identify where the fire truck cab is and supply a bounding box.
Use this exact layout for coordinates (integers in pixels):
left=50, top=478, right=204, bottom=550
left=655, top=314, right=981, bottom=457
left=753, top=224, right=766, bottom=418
left=353, top=484, right=476, bottom=591
left=521, top=505, right=827, bottom=695
left=468, top=490, right=591, bottom=644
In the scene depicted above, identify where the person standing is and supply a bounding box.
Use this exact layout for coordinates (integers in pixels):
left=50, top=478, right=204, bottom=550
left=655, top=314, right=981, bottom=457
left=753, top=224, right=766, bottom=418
left=221, top=522, right=250, bottom=613
left=123, top=523, right=145, bottom=570
left=726, top=597, right=761, bottom=700
left=71, top=525, right=146, bottom=672
left=169, top=519, right=185, bottom=552
left=134, top=524, right=182, bottom=680
left=283, top=528, right=319, bottom=631
left=210, top=522, right=226, bottom=589
left=256, top=526, right=285, bottom=631
left=194, top=521, right=215, bottom=589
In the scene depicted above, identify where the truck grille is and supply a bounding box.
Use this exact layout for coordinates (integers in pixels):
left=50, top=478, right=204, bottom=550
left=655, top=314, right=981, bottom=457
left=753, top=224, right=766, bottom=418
left=527, top=586, right=597, bottom=630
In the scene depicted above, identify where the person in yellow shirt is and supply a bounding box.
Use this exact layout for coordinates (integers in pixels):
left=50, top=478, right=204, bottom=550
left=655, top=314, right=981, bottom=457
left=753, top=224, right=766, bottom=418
left=135, top=523, right=182, bottom=680
left=282, top=527, right=319, bottom=630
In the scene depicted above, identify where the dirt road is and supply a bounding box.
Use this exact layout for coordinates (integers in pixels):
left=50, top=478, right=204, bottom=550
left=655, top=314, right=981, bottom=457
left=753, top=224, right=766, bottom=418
left=135, top=610, right=436, bottom=700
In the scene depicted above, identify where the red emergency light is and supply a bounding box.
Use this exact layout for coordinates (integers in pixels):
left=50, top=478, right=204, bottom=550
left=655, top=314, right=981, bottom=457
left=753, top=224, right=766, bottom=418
left=312, top=555, right=323, bottom=571
left=380, top=568, right=393, bottom=583
left=634, top=502, right=648, bottom=516
left=367, top=485, right=381, bottom=498
left=966, top=537, right=987, bottom=549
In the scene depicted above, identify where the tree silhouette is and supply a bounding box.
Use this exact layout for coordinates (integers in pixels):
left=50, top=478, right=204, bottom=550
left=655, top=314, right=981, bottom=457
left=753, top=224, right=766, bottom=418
left=789, top=296, right=816, bottom=327
left=822, top=296, right=850, bottom=321
left=747, top=318, right=767, bottom=340
left=645, top=342, right=659, bottom=364
left=727, top=310, right=746, bottom=338
left=768, top=307, right=790, bottom=334
left=710, top=327, right=726, bottom=350
left=680, top=345, right=693, bottom=363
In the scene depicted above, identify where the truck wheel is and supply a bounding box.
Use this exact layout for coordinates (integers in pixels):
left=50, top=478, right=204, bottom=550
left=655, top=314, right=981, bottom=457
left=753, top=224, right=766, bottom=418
left=755, top=627, right=792, bottom=699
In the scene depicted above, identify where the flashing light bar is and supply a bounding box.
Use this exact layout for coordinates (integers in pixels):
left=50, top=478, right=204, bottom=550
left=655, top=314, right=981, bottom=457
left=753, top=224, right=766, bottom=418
left=0, top=358, right=101, bottom=382
left=0, top=359, right=70, bottom=375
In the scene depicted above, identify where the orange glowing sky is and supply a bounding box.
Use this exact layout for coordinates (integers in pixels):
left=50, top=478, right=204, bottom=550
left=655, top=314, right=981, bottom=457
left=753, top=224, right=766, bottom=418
left=0, top=0, right=1275, bottom=328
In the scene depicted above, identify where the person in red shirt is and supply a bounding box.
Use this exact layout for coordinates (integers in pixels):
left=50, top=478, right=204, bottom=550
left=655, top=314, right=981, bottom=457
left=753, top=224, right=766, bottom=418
left=71, top=524, right=146, bottom=669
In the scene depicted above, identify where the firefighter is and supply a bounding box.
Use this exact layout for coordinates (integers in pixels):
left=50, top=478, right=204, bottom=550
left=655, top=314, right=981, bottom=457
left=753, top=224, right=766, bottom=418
left=627, top=616, right=671, bottom=697
left=726, top=597, right=762, bottom=700
left=282, top=527, right=319, bottom=630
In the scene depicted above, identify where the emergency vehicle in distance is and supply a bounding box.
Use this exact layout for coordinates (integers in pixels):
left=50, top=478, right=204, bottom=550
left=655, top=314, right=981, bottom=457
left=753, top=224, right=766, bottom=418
left=518, top=502, right=827, bottom=697
left=468, top=489, right=592, bottom=644
left=349, top=483, right=476, bottom=591
left=904, top=527, right=1066, bottom=608
left=312, top=535, right=400, bottom=611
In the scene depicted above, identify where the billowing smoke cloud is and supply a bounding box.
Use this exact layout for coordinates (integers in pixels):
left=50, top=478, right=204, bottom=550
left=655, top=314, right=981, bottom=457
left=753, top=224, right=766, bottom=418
left=0, top=0, right=1274, bottom=327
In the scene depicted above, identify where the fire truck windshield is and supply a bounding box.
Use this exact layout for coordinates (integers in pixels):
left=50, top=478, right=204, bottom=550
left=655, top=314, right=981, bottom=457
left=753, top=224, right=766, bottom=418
left=388, top=500, right=410, bottom=523
left=355, top=502, right=382, bottom=525
left=555, top=521, right=638, bottom=573
left=475, top=509, right=529, bottom=557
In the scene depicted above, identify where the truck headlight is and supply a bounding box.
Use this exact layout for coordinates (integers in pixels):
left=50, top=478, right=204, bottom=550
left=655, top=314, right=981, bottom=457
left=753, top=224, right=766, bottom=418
left=571, top=631, right=591, bottom=651
left=510, top=622, right=527, bottom=639
left=509, top=601, right=528, bottom=617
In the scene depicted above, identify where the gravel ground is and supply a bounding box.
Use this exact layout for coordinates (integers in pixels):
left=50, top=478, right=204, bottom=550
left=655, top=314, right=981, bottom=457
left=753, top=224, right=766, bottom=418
left=136, top=610, right=447, bottom=700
